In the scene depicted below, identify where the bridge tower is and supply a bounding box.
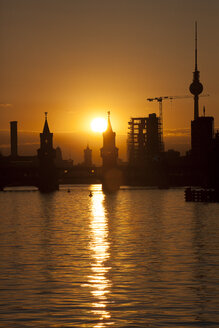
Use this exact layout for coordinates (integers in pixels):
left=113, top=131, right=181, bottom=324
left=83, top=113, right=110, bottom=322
left=100, top=112, right=121, bottom=192
left=37, top=113, right=59, bottom=192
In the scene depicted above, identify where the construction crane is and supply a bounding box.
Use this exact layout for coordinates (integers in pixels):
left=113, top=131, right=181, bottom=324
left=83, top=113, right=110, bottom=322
left=147, top=94, right=209, bottom=151
left=146, top=96, right=185, bottom=148
left=147, top=94, right=209, bottom=122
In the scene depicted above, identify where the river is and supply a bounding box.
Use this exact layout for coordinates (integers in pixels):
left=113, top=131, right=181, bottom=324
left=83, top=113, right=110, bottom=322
left=0, top=185, right=219, bottom=327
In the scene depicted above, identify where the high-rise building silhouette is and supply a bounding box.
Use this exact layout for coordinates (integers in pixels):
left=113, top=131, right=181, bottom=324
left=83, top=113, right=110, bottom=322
left=10, top=121, right=18, bottom=158
left=146, top=113, right=163, bottom=158
left=128, top=117, right=146, bottom=165
left=128, top=113, right=163, bottom=165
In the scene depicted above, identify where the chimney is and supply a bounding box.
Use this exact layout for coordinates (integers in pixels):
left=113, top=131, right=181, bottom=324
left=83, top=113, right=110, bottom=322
left=10, top=121, right=18, bottom=158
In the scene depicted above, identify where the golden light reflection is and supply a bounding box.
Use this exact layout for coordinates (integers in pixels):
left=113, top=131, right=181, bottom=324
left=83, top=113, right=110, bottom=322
left=88, top=184, right=113, bottom=326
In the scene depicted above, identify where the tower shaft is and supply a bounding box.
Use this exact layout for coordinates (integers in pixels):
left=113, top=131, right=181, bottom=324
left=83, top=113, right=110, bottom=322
left=189, top=22, right=203, bottom=120
left=194, top=95, right=199, bottom=121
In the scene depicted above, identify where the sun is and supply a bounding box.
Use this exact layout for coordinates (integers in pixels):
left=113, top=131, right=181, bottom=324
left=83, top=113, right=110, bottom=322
left=91, top=117, right=107, bottom=133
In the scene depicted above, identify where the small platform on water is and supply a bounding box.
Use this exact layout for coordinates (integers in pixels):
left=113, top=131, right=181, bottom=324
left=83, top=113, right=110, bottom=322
left=185, top=187, right=219, bottom=203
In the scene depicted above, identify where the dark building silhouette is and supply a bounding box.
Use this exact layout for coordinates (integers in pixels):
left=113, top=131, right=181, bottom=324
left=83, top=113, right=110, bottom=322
left=191, top=115, right=214, bottom=162
left=84, top=144, right=92, bottom=167
left=128, top=113, right=163, bottom=165
left=37, top=112, right=59, bottom=192
left=146, top=113, right=163, bottom=158
left=10, top=121, right=18, bottom=158
left=211, top=131, right=219, bottom=187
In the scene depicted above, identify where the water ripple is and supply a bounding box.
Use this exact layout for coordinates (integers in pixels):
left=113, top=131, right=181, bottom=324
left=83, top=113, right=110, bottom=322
left=0, top=186, right=219, bottom=327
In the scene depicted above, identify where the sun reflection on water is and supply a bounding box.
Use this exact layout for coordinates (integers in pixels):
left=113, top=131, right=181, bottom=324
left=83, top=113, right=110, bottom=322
left=88, top=185, right=113, bottom=326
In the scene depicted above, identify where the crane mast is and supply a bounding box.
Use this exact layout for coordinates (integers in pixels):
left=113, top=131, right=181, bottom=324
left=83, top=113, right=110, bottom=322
left=147, top=96, right=169, bottom=152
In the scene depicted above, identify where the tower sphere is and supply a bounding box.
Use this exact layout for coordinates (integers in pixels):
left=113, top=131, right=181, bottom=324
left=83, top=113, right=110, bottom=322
left=189, top=80, right=203, bottom=95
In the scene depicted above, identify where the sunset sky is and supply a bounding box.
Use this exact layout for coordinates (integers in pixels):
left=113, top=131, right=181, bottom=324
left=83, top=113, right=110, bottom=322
left=0, top=0, right=219, bottom=162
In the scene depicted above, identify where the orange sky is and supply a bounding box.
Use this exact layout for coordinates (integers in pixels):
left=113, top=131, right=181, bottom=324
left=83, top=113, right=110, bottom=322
left=0, top=0, right=219, bottom=162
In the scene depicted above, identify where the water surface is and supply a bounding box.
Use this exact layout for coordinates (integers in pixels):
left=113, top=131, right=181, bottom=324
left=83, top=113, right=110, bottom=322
left=0, top=185, right=219, bottom=327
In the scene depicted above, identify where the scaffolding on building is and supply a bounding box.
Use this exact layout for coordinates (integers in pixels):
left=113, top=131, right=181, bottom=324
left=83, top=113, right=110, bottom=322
left=127, top=114, right=164, bottom=165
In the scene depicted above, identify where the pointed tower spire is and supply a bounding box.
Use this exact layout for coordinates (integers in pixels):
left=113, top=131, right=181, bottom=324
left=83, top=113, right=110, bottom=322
left=189, top=22, right=203, bottom=120
left=39, top=112, right=53, bottom=152
left=37, top=113, right=58, bottom=192
left=101, top=111, right=118, bottom=168
left=43, top=112, right=50, bottom=134
left=106, top=111, right=113, bottom=132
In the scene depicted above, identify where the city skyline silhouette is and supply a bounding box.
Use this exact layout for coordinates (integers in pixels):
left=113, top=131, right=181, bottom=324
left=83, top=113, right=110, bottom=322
left=0, top=3, right=219, bottom=327
left=0, top=1, right=219, bottom=192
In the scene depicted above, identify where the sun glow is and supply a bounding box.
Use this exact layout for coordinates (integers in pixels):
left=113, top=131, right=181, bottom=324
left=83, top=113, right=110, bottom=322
left=91, top=118, right=107, bottom=133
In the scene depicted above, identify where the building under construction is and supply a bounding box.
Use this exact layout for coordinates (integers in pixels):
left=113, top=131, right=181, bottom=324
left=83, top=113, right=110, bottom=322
left=128, top=113, right=164, bottom=165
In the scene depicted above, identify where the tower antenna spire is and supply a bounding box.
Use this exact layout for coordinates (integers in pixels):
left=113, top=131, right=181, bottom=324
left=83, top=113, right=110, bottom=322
left=195, top=21, right=198, bottom=71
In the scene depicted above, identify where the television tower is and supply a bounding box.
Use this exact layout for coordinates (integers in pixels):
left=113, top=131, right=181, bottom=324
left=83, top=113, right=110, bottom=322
left=189, top=22, right=203, bottom=120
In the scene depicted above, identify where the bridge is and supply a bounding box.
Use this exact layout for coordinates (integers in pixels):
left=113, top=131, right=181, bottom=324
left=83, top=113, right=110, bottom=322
left=0, top=156, right=102, bottom=191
